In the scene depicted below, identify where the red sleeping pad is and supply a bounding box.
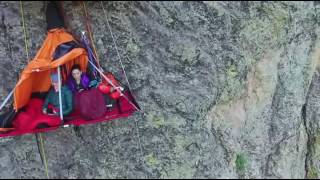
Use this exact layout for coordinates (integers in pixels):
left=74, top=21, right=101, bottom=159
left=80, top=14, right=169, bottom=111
left=0, top=90, right=139, bottom=138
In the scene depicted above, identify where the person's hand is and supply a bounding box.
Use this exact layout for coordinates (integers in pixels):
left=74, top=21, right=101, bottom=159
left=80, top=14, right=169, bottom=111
left=48, top=111, right=58, bottom=116
left=52, top=109, right=58, bottom=115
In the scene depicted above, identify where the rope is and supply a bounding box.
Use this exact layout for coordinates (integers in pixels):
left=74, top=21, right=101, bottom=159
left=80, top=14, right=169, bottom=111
left=100, top=1, right=133, bottom=92
left=39, top=133, right=50, bottom=179
left=20, top=1, right=29, bottom=61
left=20, top=2, right=49, bottom=178
left=81, top=1, right=101, bottom=69
left=100, top=1, right=145, bottom=167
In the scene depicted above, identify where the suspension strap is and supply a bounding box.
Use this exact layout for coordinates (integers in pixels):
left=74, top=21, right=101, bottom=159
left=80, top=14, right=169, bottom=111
left=0, top=1, right=30, bottom=112
left=84, top=2, right=144, bottom=169
left=20, top=2, right=50, bottom=178
left=36, top=133, right=50, bottom=179
left=20, top=1, right=29, bottom=61
left=0, top=1, right=29, bottom=111
left=100, top=1, right=133, bottom=92
left=81, top=1, right=101, bottom=69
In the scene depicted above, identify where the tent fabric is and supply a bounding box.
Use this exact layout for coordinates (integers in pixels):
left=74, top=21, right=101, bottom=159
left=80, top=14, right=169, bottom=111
left=14, top=28, right=88, bottom=111
left=0, top=90, right=138, bottom=138
left=12, top=98, right=62, bottom=131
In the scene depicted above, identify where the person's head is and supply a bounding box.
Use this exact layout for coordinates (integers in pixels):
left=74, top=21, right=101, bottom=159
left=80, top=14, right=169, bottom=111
left=71, top=64, right=82, bottom=81
left=50, top=73, right=61, bottom=91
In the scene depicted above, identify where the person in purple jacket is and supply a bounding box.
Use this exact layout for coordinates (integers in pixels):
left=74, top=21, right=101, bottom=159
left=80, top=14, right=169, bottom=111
left=67, top=64, right=91, bottom=93
left=67, top=64, right=92, bottom=137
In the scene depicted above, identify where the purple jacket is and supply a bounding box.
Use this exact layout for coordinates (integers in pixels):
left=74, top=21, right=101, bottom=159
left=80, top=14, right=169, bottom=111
left=67, top=73, right=90, bottom=93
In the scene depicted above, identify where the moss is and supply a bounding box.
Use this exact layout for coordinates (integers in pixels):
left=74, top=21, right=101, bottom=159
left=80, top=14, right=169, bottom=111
left=263, top=5, right=289, bottom=40
left=271, top=15, right=288, bottom=39
left=311, top=131, right=320, bottom=159
left=314, top=133, right=320, bottom=146
left=216, top=63, right=243, bottom=105
left=307, top=132, right=320, bottom=179
left=152, top=116, right=165, bottom=128
left=218, top=86, right=244, bottom=106
left=126, top=38, right=140, bottom=55
left=307, top=167, right=319, bottom=179
left=146, top=113, right=165, bottom=128
left=227, top=64, right=238, bottom=79
left=145, top=153, right=159, bottom=167
left=239, top=4, right=289, bottom=61
left=235, top=154, right=247, bottom=172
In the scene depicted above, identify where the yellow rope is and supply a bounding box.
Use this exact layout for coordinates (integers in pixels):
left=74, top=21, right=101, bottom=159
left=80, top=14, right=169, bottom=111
left=20, top=1, right=29, bottom=61
left=20, top=2, right=49, bottom=179
left=82, top=1, right=101, bottom=68
left=39, top=133, right=50, bottom=179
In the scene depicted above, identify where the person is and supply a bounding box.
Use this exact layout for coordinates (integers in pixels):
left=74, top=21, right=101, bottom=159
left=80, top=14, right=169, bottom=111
left=42, top=73, right=73, bottom=116
left=67, top=64, right=91, bottom=93
left=66, top=64, right=100, bottom=137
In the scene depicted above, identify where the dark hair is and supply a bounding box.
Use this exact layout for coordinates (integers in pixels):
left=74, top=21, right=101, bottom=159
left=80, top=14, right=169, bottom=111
left=71, top=64, right=81, bottom=72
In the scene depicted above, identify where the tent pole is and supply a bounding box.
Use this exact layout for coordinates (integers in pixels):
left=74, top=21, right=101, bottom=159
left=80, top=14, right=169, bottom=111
left=57, top=66, right=64, bottom=122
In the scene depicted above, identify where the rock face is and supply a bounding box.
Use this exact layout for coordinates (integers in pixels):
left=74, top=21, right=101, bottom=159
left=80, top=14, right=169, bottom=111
left=0, top=1, right=320, bottom=178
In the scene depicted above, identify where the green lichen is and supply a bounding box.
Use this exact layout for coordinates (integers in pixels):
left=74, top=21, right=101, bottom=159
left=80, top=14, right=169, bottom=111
left=306, top=132, right=320, bottom=179
left=227, top=64, right=238, bottom=79
left=152, top=116, right=165, bottom=128
left=235, top=154, right=247, bottom=172
left=307, top=167, right=319, bottom=179
left=146, top=113, right=165, bottom=128
left=126, top=38, right=140, bottom=56
left=145, top=153, right=160, bottom=167
left=239, top=3, right=289, bottom=61
left=218, top=85, right=244, bottom=105
left=263, top=5, right=289, bottom=39
left=311, top=132, right=320, bottom=159
left=218, top=64, right=245, bottom=105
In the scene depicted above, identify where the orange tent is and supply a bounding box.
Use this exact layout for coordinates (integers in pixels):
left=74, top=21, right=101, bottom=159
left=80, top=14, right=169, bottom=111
left=13, top=28, right=88, bottom=111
